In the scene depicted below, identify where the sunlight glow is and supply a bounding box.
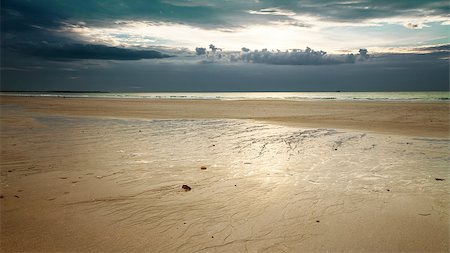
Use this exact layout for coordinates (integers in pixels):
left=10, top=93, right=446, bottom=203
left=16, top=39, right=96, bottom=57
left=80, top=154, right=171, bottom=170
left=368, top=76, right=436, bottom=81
left=62, top=12, right=450, bottom=53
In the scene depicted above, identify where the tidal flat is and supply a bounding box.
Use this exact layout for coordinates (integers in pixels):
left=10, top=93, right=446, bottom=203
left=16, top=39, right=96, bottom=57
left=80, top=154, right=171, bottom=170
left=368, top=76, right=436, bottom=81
left=1, top=96, right=449, bottom=252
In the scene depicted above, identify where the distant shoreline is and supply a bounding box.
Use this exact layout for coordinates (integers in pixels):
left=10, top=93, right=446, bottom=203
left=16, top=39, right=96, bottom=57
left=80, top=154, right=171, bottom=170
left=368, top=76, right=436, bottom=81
left=1, top=90, right=449, bottom=93
left=0, top=90, right=109, bottom=93
left=1, top=91, right=449, bottom=102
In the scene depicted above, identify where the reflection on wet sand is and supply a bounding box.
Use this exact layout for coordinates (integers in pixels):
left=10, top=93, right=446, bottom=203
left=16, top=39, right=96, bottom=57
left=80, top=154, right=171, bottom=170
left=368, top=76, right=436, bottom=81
left=1, top=105, right=449, bottom=252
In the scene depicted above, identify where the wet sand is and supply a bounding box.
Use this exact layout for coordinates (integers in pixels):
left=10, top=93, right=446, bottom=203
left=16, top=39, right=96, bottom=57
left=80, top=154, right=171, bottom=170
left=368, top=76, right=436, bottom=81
left=1, top=96, right=449, bottom=252
left=1, top=96, right=449, bottom=138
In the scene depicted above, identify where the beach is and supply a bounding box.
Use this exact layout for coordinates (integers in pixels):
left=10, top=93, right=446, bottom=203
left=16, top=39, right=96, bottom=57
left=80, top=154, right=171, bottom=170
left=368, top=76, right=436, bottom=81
left=1, top=96, right=449, bottom=252
left=1, top=95, right=449, bottom=137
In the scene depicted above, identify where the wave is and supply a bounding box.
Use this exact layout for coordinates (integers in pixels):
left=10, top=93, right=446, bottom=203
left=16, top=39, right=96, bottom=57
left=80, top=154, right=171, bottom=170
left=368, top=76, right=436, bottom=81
left=1, top=91, right=449, bottom=102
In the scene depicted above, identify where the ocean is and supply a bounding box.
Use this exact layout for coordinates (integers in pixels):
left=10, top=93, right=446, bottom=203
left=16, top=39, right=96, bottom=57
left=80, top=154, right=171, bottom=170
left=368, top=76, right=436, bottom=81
left=1, top=91, right=449, bottom=101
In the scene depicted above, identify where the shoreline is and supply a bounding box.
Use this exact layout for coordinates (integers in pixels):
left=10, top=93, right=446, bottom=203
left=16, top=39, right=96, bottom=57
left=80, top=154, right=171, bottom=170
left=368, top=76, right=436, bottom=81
left=1, top=95, right=449, bottom=138
left=0, top=92, right=449, bottom=103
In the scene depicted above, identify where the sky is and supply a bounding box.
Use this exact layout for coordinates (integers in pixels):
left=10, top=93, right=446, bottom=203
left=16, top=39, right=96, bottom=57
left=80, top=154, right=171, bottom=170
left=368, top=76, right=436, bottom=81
left=1, top=0, right=449, bottom=91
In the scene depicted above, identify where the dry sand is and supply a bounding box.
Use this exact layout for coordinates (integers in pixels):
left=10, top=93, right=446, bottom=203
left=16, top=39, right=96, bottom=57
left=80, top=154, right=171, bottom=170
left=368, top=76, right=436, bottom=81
left=1, top=96, right=449, bottom=252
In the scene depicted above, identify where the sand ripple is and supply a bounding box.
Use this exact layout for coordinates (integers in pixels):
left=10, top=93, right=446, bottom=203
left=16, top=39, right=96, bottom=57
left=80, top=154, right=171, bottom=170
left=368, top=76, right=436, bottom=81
left=1, top=113, right=449, bottom=252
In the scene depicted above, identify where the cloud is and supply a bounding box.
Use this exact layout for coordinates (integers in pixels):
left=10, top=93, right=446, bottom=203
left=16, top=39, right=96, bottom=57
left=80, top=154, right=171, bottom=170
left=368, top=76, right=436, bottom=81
left=269, top=20, right=312, bottom=28
left=0, top=67, right=28, bottom=72
left=368, top=43, right=450, bottom=54
left=162, top=0, right=216, bottom=7
left=405, top=23, right=419, bottom=29
left=4, top=0, right=449, bottom=31
left=3, top=0, right=448, bottom=56
left=196, top=44, right=225, bottom=63
left=1, top=1, right=171, bottom=61
left=197, top=46, right=370, bottom=65
left=404, top=22, right=428, bottom=29
left=208, top=44, right=221, bottom=52
left=237, top=47, right=368, bottom=65
left=247, top=8, right=296, bottom=16
left=9, top=43, right=172, bottom=60
left=416, top=44, right=450, bottom=53
left=358, top=48, right=369, bottom=60
left=195, top=47, right=206, bottom=55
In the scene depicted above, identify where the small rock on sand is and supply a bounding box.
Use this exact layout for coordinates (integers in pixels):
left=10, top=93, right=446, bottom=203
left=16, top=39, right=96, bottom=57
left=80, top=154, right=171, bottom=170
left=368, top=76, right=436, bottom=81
left=182, top=185, right=191, bottom=191
left=435, top=178, right=445, bottom=181
left=201, top=166, right=207, bottom=170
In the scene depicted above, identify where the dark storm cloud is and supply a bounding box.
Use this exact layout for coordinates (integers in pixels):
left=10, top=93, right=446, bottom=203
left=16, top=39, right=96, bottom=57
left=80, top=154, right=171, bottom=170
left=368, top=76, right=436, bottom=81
left=2, top=0, right=448, bottom=31
left=8, top=43, right=172, bottom=61
left=1, top=0, right=67, bottom=49
left=1, top=0, right=64, bottom=33
left=256, top=0, right=449, bottom=23
left=1, top=0, right=170, bottom=61
left=1, top=0, right=226, bottom=30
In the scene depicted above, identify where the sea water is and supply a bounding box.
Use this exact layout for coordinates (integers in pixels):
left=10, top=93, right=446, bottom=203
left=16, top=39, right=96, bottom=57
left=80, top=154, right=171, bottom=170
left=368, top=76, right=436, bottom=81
left=1, top=91, right=449, bottom=101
